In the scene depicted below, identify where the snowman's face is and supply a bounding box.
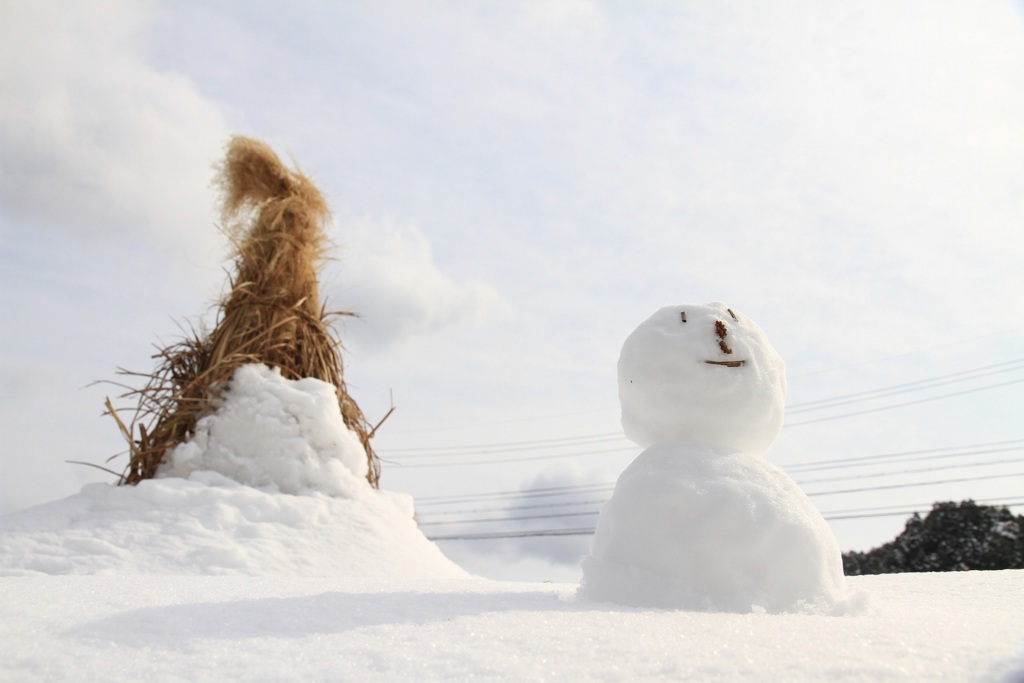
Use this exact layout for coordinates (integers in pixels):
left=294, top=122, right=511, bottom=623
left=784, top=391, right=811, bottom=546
left=617, top=302, right=786, bottom=454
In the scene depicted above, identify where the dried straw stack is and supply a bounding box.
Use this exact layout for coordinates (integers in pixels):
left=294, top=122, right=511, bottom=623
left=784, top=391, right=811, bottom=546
left=111, top=136, right=380, bottom=487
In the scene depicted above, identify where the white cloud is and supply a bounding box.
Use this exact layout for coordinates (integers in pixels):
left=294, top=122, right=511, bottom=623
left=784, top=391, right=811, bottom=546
left=0, top=0, right=229, bottom=258
left=329, top=216, right=507, bottom=349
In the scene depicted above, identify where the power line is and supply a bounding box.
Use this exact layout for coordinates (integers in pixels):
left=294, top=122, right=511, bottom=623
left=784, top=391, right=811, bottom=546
left=418, top=497, right=610, bottom=517
left=380, top=361, right=1023, bottom=463
left=386, top=407, right=614, bottom=436
left=384, top=432, right=626, bottom=455
left=787, top=327, right=1024, bottom=379
left=782, top=441, right=1024, bottom=473
left=390, top=329, right=1024, bottom=441
left=418, top=467, right=1024, bottom=527
left=787, top=358, right=1024, bottom=413
left=427, top=528, right=596, bottom=541
left=424, top=497, right=1024, bottom=541
left=413, top=458, right=1024, bottom=524
left=387, top=446, right=636, bottom=469
left=820, top=495, right=1024, bottom=517
left=397, top=439, right=1024, bottom=473
left=803, top=471, right=1024, bottom=497
left=413, top=438, right=1024, bottom=508
left=786, top=378, right=1024, bottom=427
left=416, top=455, right=1024, bottom=521
left=418, top=510, right=600, bottom=527
left=416, top=481, right=615, bottom=505
left=791, top=455, right=1023, bottom=487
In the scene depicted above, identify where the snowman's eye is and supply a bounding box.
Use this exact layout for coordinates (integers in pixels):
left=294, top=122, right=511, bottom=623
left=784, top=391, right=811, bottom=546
left=680, top=311, right=687, bottom=323
left=727, top=308, right=738, bottom=321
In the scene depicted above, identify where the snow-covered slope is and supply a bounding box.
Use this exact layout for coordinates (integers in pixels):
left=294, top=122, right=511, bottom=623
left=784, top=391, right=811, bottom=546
left=0, top=364, right=467, bottom=579
left=0, top=473, right=467, bottom=578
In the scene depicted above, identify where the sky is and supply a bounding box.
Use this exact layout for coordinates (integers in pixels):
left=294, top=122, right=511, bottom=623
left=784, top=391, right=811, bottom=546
left=1, top=0, right=1023, bottom=581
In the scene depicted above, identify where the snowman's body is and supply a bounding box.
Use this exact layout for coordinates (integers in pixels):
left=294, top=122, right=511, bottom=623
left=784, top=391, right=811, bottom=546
left=579, top=303, right=846, bottom=612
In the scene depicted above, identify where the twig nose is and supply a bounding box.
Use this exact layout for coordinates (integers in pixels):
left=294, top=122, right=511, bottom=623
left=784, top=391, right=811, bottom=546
left=715, top=320, right=733, bottom=355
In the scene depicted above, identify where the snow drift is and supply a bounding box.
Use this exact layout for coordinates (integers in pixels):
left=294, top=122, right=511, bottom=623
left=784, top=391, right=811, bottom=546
left=0, top=473, right=466, bottom=577
left=0, top=364, right=467, bottom=578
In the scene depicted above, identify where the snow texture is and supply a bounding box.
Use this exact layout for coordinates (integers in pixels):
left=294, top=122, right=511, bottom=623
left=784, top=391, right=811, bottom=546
left=0, top=572, right=1022, bottom=682
left=0, top=363, right=467, bottom=579
left=579, top=443, right=846, bottom=612
left=618, top=302, right=786, bottom=453
left=0, top=347, right=1020, bottom=679
left=581, top=303, right=844, bottom=612
left=160, top=364, right=370, bottom=496
left=0, top=473, right=467, bottom=578
left=1, top=356, right=1020, bottom=680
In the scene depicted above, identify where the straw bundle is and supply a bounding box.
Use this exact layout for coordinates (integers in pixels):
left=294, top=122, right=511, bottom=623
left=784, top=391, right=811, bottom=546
left=110, top=136, right=381, bottom=487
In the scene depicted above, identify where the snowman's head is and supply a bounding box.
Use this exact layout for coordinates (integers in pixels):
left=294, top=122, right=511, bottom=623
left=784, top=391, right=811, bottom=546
left=617, top=302, right=786, bottom=454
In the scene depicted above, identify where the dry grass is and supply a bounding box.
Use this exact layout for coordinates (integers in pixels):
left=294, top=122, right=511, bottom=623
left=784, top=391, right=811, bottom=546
left=109, top=136, right=381, bottom=487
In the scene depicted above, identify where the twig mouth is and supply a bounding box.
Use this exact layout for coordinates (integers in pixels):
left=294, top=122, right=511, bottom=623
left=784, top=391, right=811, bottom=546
left=705, top=360, right=746, bottom=367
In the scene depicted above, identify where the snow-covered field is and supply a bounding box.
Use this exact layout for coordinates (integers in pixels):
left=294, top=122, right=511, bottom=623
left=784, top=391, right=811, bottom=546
left=1, top=571, right=1022, bottom=681
left=2, top=477, right=1022, bottom=682
left=2, top=364, right=1022, bottom=681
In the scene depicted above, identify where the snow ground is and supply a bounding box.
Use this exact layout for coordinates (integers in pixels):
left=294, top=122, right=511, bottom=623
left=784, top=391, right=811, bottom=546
left=1, top=572, right=1022, bottom=682
left=1, top=482, right=1023, bottom=683
left=1, top=475, right=1023, bottom=681
left=1, top=363, right=1021, bottom=681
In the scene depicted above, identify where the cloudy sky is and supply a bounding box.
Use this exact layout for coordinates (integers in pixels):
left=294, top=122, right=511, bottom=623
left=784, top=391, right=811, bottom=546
left=2, top=0, right=1022, bottom=580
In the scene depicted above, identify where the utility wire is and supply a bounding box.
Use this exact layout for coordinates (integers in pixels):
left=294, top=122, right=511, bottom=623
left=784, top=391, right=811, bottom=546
left=786, top=378, right=1024, bottom=427
left=381, top=363, right=1023, bottom=463
left=428, top=528, right=596, bottom=541
left=380, top=358, right=1019, bottom=458
left=803, top=471, right=1024, bottom=497
left=388, top=446, right=637, bottom=468
left=413, top=438, right=1023, bottom=508
left=418, top=465, right=1024, bottom=525
left=399, top=440, right=1023, bottom=475
left=386, top=329, right=1024, bottom=441
left=787, top=358, right=1024, bottom=413
left=782, top=441, right=1024, bottom=473
left=418, top=510, right=600, bottom=527
left=417, top=497, right=607, bottom=516
left=416, top=481, right=616, bottom=505
left=791, top=456, right=1023, bottom=486
left=385, top=432, right=626, bottom=455
left=821, top=495, right=1024, bottom=517
left=787, top=327, right=1024, bottom=380
left=424, top=497, right=1024, bottom=541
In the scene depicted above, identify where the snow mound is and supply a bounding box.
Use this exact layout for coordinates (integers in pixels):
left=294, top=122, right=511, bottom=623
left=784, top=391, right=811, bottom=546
left=160, top=363, right=370, bottom=495
left=0, top=472, right=468, bottom=577
left=0, top=364, right=467, bottom=578
left=618, top=303, right=786, bottom=453
left=579, top=443, right=846, bottom=613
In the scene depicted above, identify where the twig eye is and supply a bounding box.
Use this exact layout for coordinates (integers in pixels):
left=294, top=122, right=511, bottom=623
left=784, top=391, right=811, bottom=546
left=680, top=311, right=687, bottom=323
left=727, top=308, right=738, bottom=321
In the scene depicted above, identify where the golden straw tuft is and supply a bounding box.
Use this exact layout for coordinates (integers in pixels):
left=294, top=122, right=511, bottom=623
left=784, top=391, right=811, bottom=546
left=107, top=135, right=381, bottom=487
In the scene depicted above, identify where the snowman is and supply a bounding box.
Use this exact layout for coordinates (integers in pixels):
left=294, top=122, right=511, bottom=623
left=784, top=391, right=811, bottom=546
left=578, top=303, right=846, bottom=613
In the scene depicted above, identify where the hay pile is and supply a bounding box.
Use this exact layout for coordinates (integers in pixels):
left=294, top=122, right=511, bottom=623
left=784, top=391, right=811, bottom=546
left=109, top=136, right=381, bottom=488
